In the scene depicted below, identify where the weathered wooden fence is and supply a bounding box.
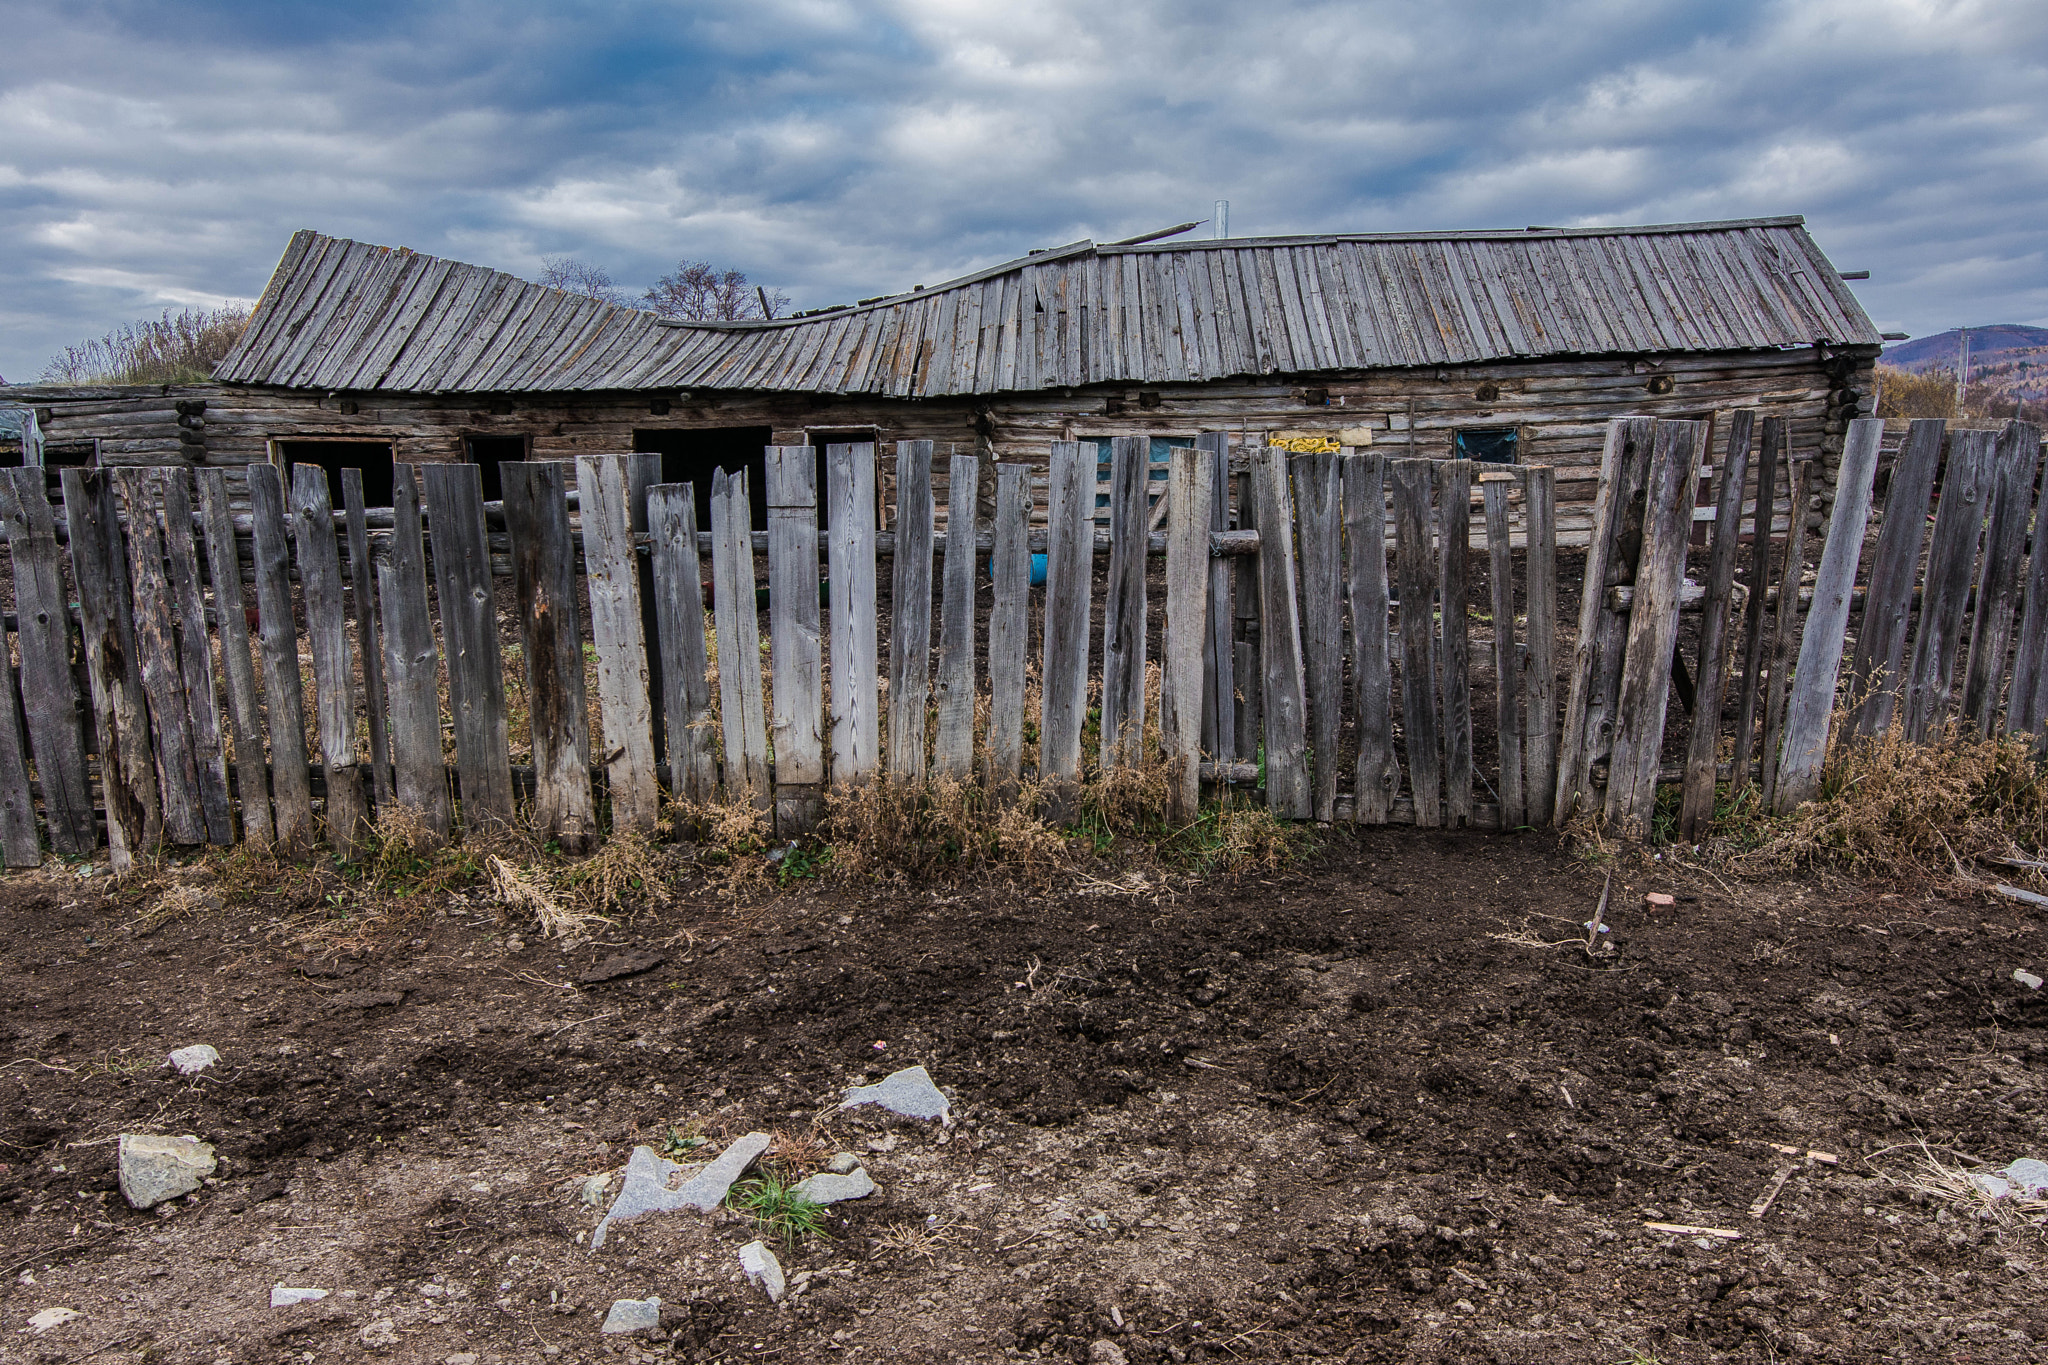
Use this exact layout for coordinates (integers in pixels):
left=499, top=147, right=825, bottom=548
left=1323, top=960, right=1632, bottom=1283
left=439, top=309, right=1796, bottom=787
left=0, top=413, right=2041, bottom=870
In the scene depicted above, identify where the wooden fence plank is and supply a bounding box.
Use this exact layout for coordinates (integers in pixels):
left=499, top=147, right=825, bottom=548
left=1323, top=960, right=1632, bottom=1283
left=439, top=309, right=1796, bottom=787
left=1233, top=462, right=1262, bottom=762
left=1904, top=430, right=1995, bottom=741
left=934, top=451, right=980, bottom=780
left=888, top=440, right=935, bottom=785
left=1522, top=463, right=1559, bottom=826
left=1391, top=458, right=1441, bottom=826
left=987, top=463, right=1031, bottom=796
left=1256, top=446, right=1311, bottom=818
left=243, top=464, right=313, bottom=855
left=194, top=469, right=273, bottom=847
left=576, top=453, right=660, bottom=835
left=158, top=470, right=235, bottom=845
left=1163, top=444, right=1214, bottom=823
left=1040, top=440, right=1093, bottom=816
left=0, top=467, right=94, bottom=854
left=2009, top=439, right=2048, bottom=744
left=1344, top=451, right=1398, bottom=823
left=711, top=467, right=770, bottom=812
left=767, top=444, right=826, bottom=830
left=1101, top=436, right=1149, bottom=769
left=1731, top=418, right=1786, bottom=783
left=0, top=490, right=38, bottom=859
left=1483, top=476, right=1524, bottom=829
left=503, top=459, right=595, bottom=852
left=628, top=452, right=666, bottom=765
left=423, top=462, right=514, bottom=833
left=1604, top=420, right=1705, bottom=837
left=649, top=482, right=718, bottom=805
left=1200, top=431, right=1235, bottom=765
left=341, top=470, right=396, bottom=813
left=1554, top=417, right=1657, bottom=822
left=1961, top=420, right=2042, bottom=733
left=1678, top=411, right=1753, bottom=837
left=826, top=444, right=881, bottom=787
left=1293, top=448, right=1343, bottom=822
left=117, top=470, right=204, bottom=844
left=289, top=464, right=367, bottom=856
left=1438, top=459, right=1474, bottom=827
left=376, top=465, right=450, bottom=842
left=1759, top=459, right=1818, bottom=806
left=1774, top=418, right=1885, bottom=809
left=1846, top=418, right=1944, bottom=740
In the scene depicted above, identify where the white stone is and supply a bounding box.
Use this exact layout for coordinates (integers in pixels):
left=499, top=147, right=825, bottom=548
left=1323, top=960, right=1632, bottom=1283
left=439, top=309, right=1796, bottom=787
left=1089, top=1341, right=1129, bottom=1365
left=117, top=1133, right=217, bottom=1208
left=28, top=1307, right=83, bottom=1333
left=792, top=1169, right=875, bottom=1204
left=168, top=1044, right=220, bottom=1075
left=2015, top=969, right=2043, bottom=991
left=738, top=1241, right=786, bottom=1302
left=358, top=1318, right=399, bottom=1349
left=600, top=1297, right=661, bottom=1333
left=839, top=1066, right=951, bottom=1124
left=591, top=1132, right=771, bottom=1248
left=269, top=1285, right=328, bottom=1307
left=825, top=1152, right=861, bottom=1174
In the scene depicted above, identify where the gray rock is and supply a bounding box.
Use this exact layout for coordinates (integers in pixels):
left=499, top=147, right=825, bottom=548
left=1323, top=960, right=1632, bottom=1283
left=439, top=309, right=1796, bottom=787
left=738, top=1241, right=786, bottom=1302
left=269, top=1285, right=328, bottom=1306
left=826, top=1152, right=861, bottom=1174
left=28, top=1307, right=83, bottom=1333
left=792, top=1169, right=875, bottom=1205
left=839, top=1065, right=951, bottom=1124
left=1089, top=1342, right=1129, bottom=1365
left=579, top=1173, right=612, bottom=1206
left=591, top=1132, right=771, bottom=1248
left=358, top=1319, right=399, bottom=1349
left=601, top=1296, right=662, bottom=1333
left=2007, top=1158, right=2048, bottom=1197
left=2016, top=969, right=2044, bottom=991
left=167, top=1044, right=219, bottom=1075
left=117, top=1133, right=217, bottom=1209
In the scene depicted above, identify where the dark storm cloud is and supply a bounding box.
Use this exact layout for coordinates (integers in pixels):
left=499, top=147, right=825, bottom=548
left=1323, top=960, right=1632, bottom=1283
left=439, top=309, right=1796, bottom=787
left=2, top=0, right=2043, bottom=382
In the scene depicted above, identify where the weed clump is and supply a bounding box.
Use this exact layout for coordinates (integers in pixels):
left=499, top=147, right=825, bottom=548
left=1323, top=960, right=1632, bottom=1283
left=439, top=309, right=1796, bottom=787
left=726, top=1169, right=830, bottom=1247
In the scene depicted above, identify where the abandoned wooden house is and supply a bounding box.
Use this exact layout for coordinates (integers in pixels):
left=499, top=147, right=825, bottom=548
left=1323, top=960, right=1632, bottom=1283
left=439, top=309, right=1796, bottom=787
left=5, top=215, right=1880, bottom=538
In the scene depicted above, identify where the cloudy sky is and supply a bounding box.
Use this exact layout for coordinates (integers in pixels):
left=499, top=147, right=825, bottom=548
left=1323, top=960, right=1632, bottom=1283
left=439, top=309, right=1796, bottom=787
left=2, top=0, right=2044, bottom=383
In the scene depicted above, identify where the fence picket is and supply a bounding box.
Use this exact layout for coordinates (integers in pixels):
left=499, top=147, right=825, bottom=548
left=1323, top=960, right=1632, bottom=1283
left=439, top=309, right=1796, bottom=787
left=934, top=452, right=980, bottom=779
left=70, top=466, right=164, bottom=865
left=1731, top=418, right=1786, bottom=784
left=827, top=444, right=880, bottom=787
left=0, top=556, right=36, bottom=861
left=1438, top=459, right=1475, bottom=827
left=649, top=482, right=718, bottom=805
left=246, top=466, right=316, bottom=852
left=1904, top=430, right=1994, bottom=741
left=1255, top=446, right=1310, bottom=818
left=423, top=462, right=514, bottom=833
left=711, top=468, right=770, bottom=812
left=1200, top=431, right=1235, bottom=765
left=1846, top=418, right=1943, bottom=740
left=1101, top=437, right=1148, bottom=769
left=1163, top=444, right=1214, bottom=823
left=888, top=440, right=935, bottom=785
left=1522, top=464, right=1558, bottom=826
left=342, top=470, right=395, bottom=812
left=1391, top=458, right=1441, bottom=826
left=289, top=464, right=367, bottom=856
left=503, top=460, right=596, bottom=852
left=767, top=444, right=826, bottom=831
left=0, top=467, right=95, bottom=854
left=1293, top=449, right=1343, bottom=822
left=1678, top=411, right=1753, bottom=837
left=1962, top=420, right=2042, bottom=733
left=628, top=453, right=665, bottom=764
left=1760, top=459, right=1818, bottom=806
left=158, top=470, right=235, bottom=844
left=1343, top=451, right=1397, bottom=823
left=117, top=470, right=204, bottom=844
left=377, top=465, right=450, bottom=842
left=1041, top=441, right=1093, bottom=817
left=1483, top=476, right=1524, bottom=829
left=576, top=454, right=660, bottom=835
left=194, top=469, right=273, bottom=847
left=1233, top=463, right=1262, bottom=762
left=986, top=463, right=1031, bottom=797
left=2010, top=441, right=2048, bottom=744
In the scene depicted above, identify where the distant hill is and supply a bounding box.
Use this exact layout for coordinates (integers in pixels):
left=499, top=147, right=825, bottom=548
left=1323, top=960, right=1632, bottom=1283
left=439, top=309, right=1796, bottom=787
left=1882, top=324, right=2048, bottom=372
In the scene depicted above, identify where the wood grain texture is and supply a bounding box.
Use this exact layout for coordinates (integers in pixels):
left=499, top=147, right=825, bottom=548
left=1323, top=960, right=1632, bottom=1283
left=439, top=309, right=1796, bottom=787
left=887, top=440, right=934, bottom=785
left=1773, top=418, right=1884, bottom=810
left=423, top=462, right=514, bottom=832
left=649, top=481, right=717, bottom=804
left=1759, top=459, right=1818, bottom=808
left=1040, top=441, right=1093, bottom=815
left=194, top=468, right=274, bottom=846
left=1731, top=417, right=1785, bottom=784
left=1392, top=458, right=1441, bottom=826
left=1904, top=430, right=1993, bottom=742
left=1100, top=436, right=1149, bottom=769
left=117, top=470, right=204, bottom=844
left=243, top=464, right=313, bottom=854
left=576, top=454, right=660, bottom=834
left=1292, top=449, right=1343, bottom=821
left=826, top=444, right=880, bottom=787
left=0, top=493, right=38, bottom=859
left=933, top=451, right=980, bottom=779
left=1438, top=459, right=1474, bottom=827
left=289, top=464, right=366, bottom=856
left=1484, top=477, right=1524, bottom=829
left=1233, top=465, right=1262, bottom=765
left=1344, top=451, right=1398, bottom=823
left=1845, top=418, right=1943, bottom=741
left=503, top=460, right=595, bottom=851
left=711, top=467, right=770, bottom=811
left=1162, top=444, right=1214, bottom=823
left=1678, top=411, right=1753, bottom=837
left=987, top=463, right=1031, bottom=796
left=1961, top=420, right=2041, bottom=733
left=2009, top=436, right=2048, bottom=743
left=0, top=467, right=94, bottom=854
left=158, top=470, right=235, bottom=844
left=766, top=444, right=825, bottom=831
left=1604, top=420, right=1704, bottom=836
left=1200, top=431, right=1236, bottom=764
left=1522, top=464, right=1559, bottom=826
left=341, top=470, right=395, bottom=812
left=376, top=465, right=450, bottom=842
left=1255, top=446, right=1310, bottom=818
left=627, top=452, right=666, bottom=764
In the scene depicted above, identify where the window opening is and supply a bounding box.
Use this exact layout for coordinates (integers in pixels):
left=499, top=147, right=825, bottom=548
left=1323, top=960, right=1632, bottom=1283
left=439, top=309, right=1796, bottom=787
left=1081, top=435, right=1192, bottom=527
left=463, top=435, right=528, bottom=503
left=275, top=439, right=395, bottom=508
left=1454, top=427, right=1518, bottom=464
left=632, top=426, right=772, bottom=533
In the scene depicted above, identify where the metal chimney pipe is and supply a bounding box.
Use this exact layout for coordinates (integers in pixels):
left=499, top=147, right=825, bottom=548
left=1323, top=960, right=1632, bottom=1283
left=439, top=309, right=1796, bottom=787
left=1214, top=200, right=1229, bottom=240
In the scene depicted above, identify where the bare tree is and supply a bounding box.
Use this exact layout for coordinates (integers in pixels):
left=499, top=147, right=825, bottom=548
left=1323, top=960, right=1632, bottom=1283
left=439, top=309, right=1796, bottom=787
left=643, top=261, right=789, bottom=321
left=537, top=256, right=628, bottom=307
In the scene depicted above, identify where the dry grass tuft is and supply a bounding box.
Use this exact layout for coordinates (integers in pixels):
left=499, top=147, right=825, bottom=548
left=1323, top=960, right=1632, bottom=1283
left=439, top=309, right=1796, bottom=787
left=560, top=828, right=677, bottom=912
left=1875, top=1143, right=2048, bottom=1239
left=486, top=854, right=609, bottom=939
left=132, top=882, right=219, bottom=934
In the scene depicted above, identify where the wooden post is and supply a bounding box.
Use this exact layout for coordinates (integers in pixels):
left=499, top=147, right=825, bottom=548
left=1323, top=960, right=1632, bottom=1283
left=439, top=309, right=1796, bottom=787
left=1730, top=418, right=1785, bottom=785
left=1163, top=444, right=1214, bottom=823
left=2009, top=433, right=2048, bottom=744
left=1845, top=418, right=1944, bottom=741
left=376, top=465, right=450, bottom=843
left=503, top=460, right=596, bottom=852
left=157, top=470, right=235, bottom=845
left=1483, top=475, right=1524, bottom=829
left=117, top=470, right=204, bottom=844
left=1438, top=459, right=1474, bottom=827
left=1233, top=458, right=1262, bottom=761
left=1773, top=418, right=1885, bottom=810
left=423, top=462, right=514, bottom=834
left=1903, top=429, right=1994, bottom=742
left=887, top=440, right=934, bottom=785
left=1200, top=431, right=1235, bottom=765
left=0, top=467, right=94, bottom=854
left=1391, top=458, right=1441, bottom=826
left=194, top=469, right=274, bottom=847
left=245, top=464, right=317, bottom=854
left=1522, top=464, right=1559, bottom=826
left=711, top=468, right=770, bottom=813
left=1100, top=437, right=1149, bottom=769
left=341, top=470, right=396, bottom=813
left=1604, top=420, right=1705, bottom=837
left=649, top=482, right=717, bottom=806
left=1292, top=448, right=1343, bottom=822
left=987, top=463, right=1031, bottom=797
left=576, top=454, right=660, bottom=835
left=627, top=452, right=666, bottom=765
left=766, top=444, right=826, bottom=830
left=289, top=464, right=367, bottom=857
left=1040, top=440, right=1093, bottom=817
left=1961, top=420, right=2042, bottom=733
left=1255, top=446, right=1310, bottom=818
left=1344, top=451, right=1398, bottom=823
left=826, top=443, right=880, bottom=787
left=1759, top=459, right=1818, bottom=807
left=0, top=524, right=38, bottom=859
left=933, top=451, right=980, bottom=780
left=1677, top=411, right=1754, bottom=838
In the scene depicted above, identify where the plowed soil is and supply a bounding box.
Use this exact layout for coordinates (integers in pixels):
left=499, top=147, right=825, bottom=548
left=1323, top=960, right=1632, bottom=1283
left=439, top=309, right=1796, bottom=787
left=5, top=832, right=2048, bottom=1364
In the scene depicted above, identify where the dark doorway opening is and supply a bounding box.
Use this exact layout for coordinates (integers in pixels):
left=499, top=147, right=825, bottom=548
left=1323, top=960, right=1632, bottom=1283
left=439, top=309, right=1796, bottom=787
left=632, top=426, right=772, bottom=532
left=805, top=430, right=883, bottom=530
left=464, top=435, right=528, bottom=503
left=277, top=440, right=395, bottom=508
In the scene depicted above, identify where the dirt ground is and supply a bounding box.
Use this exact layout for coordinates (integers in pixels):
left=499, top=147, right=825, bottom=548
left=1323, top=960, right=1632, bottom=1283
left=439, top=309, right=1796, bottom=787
left=5, top=832, right=2047, bottom=1365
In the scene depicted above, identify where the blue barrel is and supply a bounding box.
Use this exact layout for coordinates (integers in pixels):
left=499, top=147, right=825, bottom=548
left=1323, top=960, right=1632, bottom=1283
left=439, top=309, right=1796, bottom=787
left=991, top=553, right=1050, bottom=586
